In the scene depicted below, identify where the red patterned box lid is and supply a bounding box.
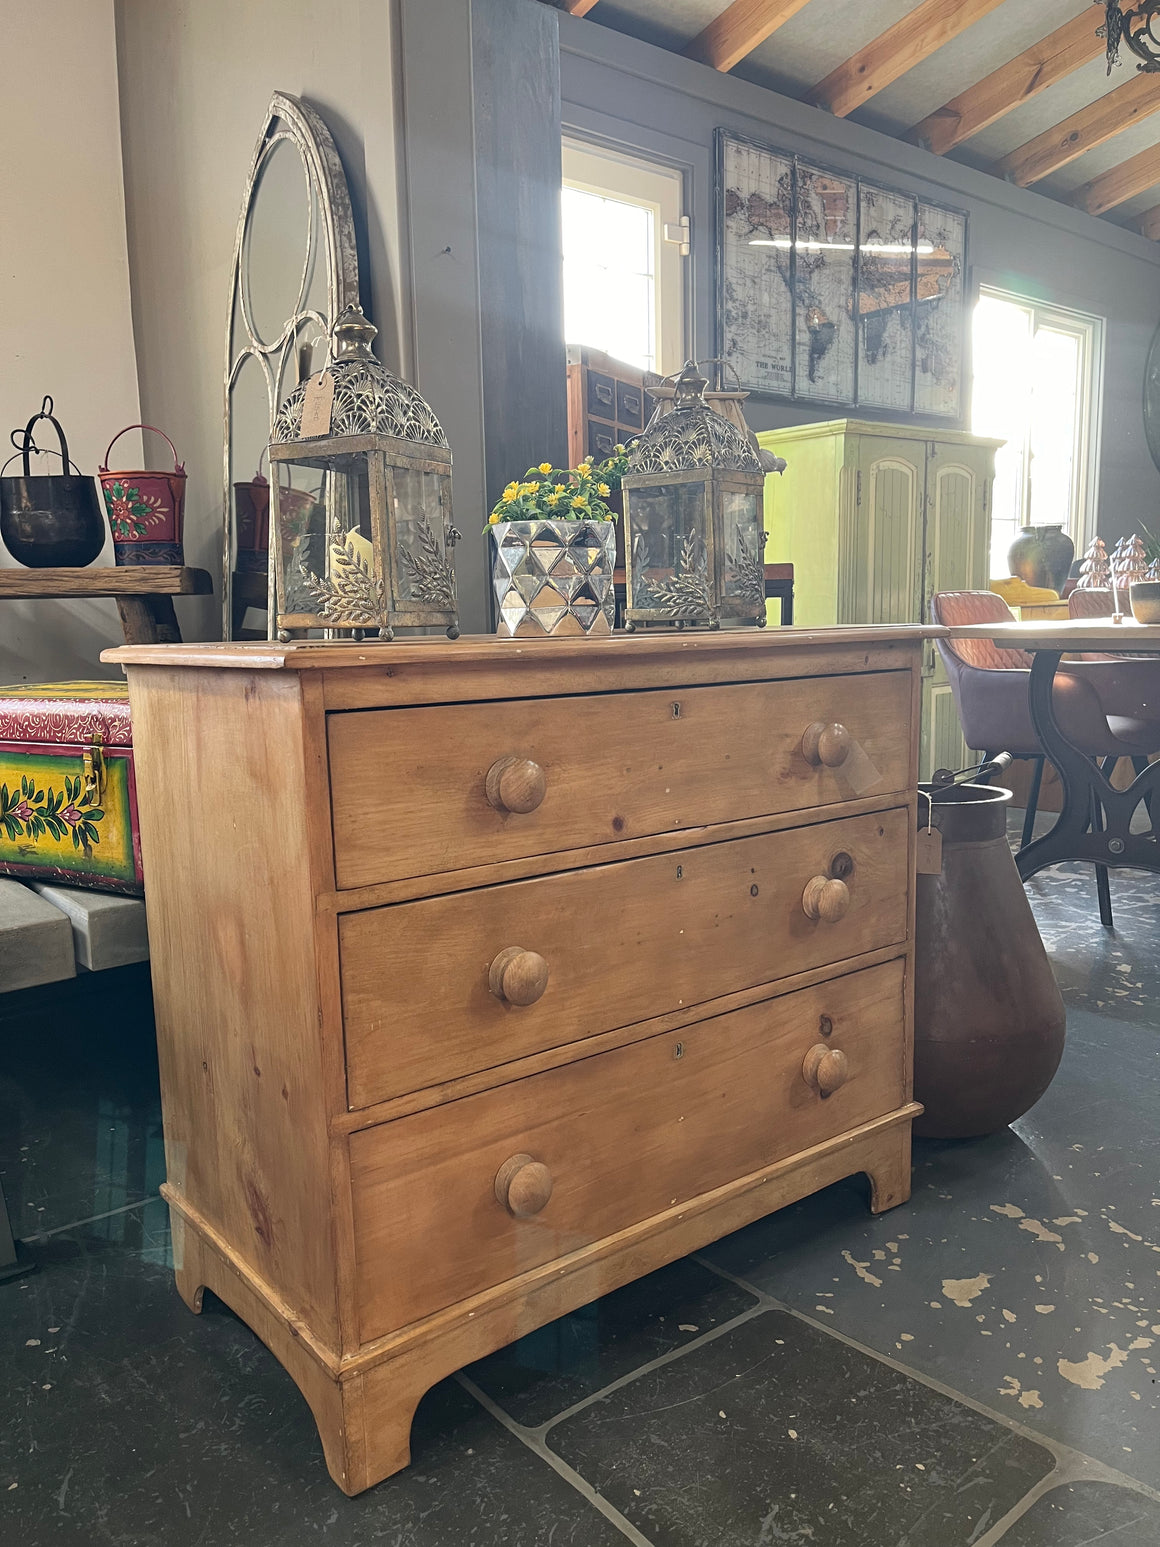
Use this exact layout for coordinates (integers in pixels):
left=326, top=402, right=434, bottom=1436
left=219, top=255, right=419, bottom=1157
left=0, top=681, right=133, bottom=747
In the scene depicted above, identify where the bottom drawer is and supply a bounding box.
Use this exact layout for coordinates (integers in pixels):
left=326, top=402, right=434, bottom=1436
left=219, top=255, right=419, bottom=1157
left=350, top=958, right=907, bottom=1341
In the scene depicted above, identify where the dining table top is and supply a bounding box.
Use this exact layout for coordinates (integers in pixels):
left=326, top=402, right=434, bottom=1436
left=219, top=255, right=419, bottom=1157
left=945, top=619, right=1160, bottom=654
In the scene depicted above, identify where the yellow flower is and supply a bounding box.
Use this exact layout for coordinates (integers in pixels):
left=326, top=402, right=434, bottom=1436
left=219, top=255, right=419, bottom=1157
left=502, top=487, right=519, bottom=503
left=571, top=495, right=586, bottom=510
left=546, top=491, right=562, bottom=506
left=521, top=481, right=538, bottom=495
left=577, top=462, right=591, bottom=477
left=489, top=511, right=501, bottom=523
left=597, top=482, right=611, bottom=498
left=538, top=462, right=553, bottom=475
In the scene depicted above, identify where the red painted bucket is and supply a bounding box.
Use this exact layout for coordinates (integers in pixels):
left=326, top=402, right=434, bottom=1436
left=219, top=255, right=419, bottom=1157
left=234, top=470, right=270, bottom=574
left=100, top=424, right=186, bottom=566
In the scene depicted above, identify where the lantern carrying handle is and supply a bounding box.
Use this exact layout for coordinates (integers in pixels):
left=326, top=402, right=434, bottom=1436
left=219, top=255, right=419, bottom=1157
left=101, top=424, right=185, bottom=476
left=696, top=357, right=745, bottom=394
left=6, top=397, right=81, bottom=479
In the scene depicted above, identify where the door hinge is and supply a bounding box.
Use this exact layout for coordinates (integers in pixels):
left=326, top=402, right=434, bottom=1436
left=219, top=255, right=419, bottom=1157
left=663, top=216, right=691, bottom=257
left=856, top=469, right=862, bottom=507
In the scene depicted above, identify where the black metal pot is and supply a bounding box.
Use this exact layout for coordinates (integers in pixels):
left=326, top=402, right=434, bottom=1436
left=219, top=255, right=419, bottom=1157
left=0, top=398, right=105, bottom=568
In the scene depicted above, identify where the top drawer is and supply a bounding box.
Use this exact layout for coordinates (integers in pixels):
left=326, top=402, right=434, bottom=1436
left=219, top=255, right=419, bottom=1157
left=327, top=670, right=913, bottom=889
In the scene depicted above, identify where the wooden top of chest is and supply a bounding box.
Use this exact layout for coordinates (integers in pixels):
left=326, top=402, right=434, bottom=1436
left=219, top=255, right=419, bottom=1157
left=105, top=628, right=936, bottom=709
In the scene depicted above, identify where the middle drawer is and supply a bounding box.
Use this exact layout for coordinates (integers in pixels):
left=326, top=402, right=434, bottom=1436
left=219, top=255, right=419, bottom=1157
left=340, top=805, right=909, bottom=1108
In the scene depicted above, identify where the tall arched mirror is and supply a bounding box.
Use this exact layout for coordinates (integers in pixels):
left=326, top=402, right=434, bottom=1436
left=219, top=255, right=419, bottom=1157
left=222, top=92, right=359, bottom=639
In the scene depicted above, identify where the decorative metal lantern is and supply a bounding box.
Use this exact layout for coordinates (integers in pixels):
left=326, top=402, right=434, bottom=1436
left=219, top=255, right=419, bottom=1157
left=622, top=360, right=767, bottom=630
left=269, top=304, right=459, bottom=640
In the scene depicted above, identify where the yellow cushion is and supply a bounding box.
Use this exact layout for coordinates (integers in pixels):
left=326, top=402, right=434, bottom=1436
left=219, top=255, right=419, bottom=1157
left=989, top=575, right=1061, bottom=606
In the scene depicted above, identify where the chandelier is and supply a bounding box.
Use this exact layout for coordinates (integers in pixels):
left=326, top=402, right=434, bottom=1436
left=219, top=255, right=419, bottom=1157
left=1097, top=1, right=1160, bottom=73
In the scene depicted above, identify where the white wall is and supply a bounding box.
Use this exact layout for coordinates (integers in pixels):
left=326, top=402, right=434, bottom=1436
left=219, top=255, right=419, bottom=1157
left=114, top=0, right=412, bottom=641
left=0, top=0, right=143, bottom=682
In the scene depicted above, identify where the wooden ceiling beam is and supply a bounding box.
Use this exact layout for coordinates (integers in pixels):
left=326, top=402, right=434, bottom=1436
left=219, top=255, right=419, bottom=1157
left=562, top=0, right=600, bottom=15
left=908, top=11, right=1105, bottom=157
left=995, top=72, right=1160, bottom=188
left=685, top=0, right=814, bottom=73
left=808, top=0, right=1008, bottom=120
left=1074, top=141, right=1160, bottom=216
left=1138, top=203, right=1160, bottom=240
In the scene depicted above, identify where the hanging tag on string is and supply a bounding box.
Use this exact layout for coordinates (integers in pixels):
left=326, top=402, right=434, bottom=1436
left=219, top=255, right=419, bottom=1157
left=916, top=791, right=943, bottom=874
left=300, top=369, right=335, bottom=438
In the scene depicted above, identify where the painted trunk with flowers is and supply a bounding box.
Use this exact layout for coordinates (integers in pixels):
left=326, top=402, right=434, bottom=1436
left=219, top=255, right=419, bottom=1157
left=488, top=460, right=617, bottom=636
left=0, top=681, right=143, bottom=895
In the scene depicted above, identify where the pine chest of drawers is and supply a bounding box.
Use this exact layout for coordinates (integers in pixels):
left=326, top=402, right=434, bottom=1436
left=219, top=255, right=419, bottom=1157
left=107, top=628, right=926, bottom=1495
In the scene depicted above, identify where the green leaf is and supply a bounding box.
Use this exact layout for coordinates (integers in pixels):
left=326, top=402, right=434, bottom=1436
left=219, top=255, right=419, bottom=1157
left=71, top=829, right=81, bottom=850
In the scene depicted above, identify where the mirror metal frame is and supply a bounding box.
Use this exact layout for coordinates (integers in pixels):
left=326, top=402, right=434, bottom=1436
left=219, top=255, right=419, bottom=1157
left=222, top=91, right=360, bottom=639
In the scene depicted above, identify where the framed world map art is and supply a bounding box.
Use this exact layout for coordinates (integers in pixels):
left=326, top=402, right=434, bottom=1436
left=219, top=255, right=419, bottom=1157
left=716, top=130, right=968, bottom=421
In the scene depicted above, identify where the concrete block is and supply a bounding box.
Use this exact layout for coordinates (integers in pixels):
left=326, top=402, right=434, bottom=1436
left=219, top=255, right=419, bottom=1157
left=31, top=884, right=149, bottom=972
left=0, top=880, right=76, bottom=991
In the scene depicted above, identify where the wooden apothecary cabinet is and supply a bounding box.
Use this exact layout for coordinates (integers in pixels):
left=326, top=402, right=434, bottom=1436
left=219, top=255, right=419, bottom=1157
left=105, top=628, right=926, bottom=1494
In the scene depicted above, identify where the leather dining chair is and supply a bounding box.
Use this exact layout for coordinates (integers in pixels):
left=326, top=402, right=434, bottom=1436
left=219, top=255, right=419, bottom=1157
left=931, top=590, right=1160, bottom=926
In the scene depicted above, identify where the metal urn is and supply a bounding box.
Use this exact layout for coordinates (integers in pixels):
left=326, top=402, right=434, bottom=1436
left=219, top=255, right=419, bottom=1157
left=621, top=361, right=767, bottom=630
left=269, top=304, right=460, bottom=640
left=913, top=778, right=1065, bottom=1138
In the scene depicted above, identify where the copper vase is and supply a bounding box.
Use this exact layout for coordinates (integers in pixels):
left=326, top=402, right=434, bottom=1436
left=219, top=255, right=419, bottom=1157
left=913, top=782, right=1065, bottom=1139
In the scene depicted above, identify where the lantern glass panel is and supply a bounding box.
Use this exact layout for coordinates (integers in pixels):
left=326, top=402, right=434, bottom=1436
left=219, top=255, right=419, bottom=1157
left=628, top=481, right=708, bottom=611
left=720, top=487, right=764, bottom=605
left=391, top=464, right=452, bottom=604
left=278, top=455, right=374, bottom=622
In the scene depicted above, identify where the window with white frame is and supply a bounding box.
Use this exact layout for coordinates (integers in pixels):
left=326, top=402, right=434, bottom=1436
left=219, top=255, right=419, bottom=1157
left=971, top=288, right=1103, bottom=578
left=561, top=139, right=686, bottom=376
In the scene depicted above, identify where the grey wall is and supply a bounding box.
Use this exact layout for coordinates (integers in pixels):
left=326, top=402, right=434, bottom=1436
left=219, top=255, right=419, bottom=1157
left=558, top=14, right=1160, bottom=548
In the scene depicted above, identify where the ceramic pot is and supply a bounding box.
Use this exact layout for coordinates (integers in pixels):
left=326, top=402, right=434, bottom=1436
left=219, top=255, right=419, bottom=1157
left=913, top=781, right=1065, bottom=1138
left=1130, top=580, right=1160, bottom=623
left=0, top=399, right=105, bottom=568
left=1007, top=523, right=1074, bottom=595
left=100, top=425, right=186, bottom=566
left=491, top=518, right=616, bottom=636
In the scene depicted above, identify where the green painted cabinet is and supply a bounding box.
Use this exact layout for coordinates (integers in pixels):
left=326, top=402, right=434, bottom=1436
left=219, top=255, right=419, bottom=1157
left=758, top=421, right=1002, bottom=780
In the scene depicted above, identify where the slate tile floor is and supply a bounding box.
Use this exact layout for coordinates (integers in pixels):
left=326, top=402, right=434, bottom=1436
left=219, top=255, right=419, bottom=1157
left=3, top=863, right=1160, bottom=1545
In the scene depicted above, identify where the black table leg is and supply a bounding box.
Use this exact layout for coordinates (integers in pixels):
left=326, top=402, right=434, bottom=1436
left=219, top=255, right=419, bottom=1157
left=1017, top=649, right=1160, bottom=884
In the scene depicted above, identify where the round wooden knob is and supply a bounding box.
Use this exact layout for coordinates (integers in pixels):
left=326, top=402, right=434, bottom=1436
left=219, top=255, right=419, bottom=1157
left=801, top=876, right=850, bottom=923
left=486, top=756, right=546, bottom=814
left=801, top=722, right=852, bottom=768
left=489, top=946, right=550, bottom=1006
left=495, top=1153, right=553, bottom=1217
left=803, top=1044, right=850, bottom=1096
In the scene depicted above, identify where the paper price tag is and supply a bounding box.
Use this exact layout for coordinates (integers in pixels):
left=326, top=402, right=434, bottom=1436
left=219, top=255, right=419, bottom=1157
left=839, top=739, right=882, bottom=797
left=916, top=827, right=943, bottom=874
left=300, top=369, right=335, bottom=438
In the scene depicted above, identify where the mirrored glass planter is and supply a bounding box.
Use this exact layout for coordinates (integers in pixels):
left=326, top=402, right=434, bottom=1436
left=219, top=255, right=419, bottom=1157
left=269, top=304, right=459, bottom=640
left=622, top=361, right=767, bottom=630
left=491, top=519, right=616, bottom=637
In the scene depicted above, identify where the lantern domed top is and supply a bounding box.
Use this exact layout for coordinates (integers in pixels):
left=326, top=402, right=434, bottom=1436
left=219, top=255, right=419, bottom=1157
left=628, top=361, right=762, bottom=475
left=272, top=304, right=449, bottom=449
